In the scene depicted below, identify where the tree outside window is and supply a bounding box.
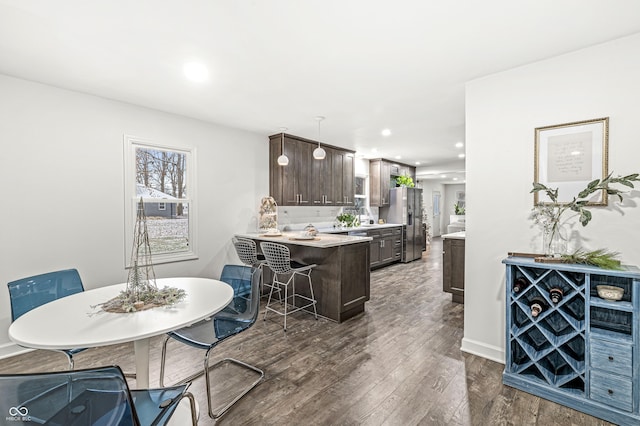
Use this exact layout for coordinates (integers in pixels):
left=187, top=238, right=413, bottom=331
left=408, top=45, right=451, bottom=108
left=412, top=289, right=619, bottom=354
left=124, top=136, right=197, bottom=266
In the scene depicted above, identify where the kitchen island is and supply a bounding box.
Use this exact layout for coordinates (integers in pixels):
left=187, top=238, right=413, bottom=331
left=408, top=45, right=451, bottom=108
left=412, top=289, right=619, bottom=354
left=442, top=231, right=465, bottom=303
left=235, top=232, right=372, bottom=322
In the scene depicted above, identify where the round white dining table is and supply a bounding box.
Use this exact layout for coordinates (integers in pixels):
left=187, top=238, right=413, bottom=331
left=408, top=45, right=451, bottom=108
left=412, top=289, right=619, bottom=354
left=8, top=277, right=234, bottom=389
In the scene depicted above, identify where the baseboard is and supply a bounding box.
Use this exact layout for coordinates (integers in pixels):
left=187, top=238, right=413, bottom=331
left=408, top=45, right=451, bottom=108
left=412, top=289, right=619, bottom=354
left=460, top=337, right=505, bottom=364
left=0, top=342, right=32, bottom=360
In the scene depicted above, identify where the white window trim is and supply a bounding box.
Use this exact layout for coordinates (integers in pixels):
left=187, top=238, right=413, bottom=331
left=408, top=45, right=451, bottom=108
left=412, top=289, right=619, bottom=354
left=123, top=134, right=198, bottom=267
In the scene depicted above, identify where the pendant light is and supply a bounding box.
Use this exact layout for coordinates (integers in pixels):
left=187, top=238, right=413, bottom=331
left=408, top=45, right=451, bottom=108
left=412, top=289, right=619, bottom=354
left=313, top=116, right=326, bottom=160
left=277, top=127, right=289, bottom=166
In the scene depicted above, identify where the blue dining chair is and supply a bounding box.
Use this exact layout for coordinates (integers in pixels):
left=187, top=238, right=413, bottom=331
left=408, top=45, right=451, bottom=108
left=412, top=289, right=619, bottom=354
left=0, top=365, right=197, bottom=426
left=7, top=269, right=87, bottom=370
left=159, top=265, right=264, bottom=420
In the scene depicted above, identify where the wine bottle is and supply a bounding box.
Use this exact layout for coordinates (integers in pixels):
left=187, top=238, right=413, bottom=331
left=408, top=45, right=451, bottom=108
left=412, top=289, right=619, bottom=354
left=513, top=277, right=528, bottom=293
left=549, top=287, right=564, bottom=304
left=529, top=297, right=547, bottom=318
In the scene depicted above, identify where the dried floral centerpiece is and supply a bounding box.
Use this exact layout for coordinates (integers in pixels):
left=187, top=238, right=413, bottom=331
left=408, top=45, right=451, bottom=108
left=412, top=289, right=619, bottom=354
left=259, top=196, right=278, bottom=232
left=530, top=172, right=639, bottom=268
left=101, top=198, right=185, bottom=313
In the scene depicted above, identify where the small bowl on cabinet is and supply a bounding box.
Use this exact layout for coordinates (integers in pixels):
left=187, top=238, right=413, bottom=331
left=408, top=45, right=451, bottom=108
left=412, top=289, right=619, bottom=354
left=596, top=285, right=624, bottom=301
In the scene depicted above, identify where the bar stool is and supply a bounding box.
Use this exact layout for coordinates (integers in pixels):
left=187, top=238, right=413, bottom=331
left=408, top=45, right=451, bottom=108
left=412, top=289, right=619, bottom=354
left=232, top=237, right=272, bottom=297
left=260, top=241, right=318, bottom=331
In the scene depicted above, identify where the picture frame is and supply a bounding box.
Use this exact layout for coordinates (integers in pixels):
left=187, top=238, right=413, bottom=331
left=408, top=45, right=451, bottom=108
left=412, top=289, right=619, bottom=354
left=534, top=117, right=609, bottom=205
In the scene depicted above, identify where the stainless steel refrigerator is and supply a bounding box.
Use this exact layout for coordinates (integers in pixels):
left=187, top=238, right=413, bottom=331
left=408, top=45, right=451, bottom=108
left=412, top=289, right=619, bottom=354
left=387, top=187, right=423, bottom=262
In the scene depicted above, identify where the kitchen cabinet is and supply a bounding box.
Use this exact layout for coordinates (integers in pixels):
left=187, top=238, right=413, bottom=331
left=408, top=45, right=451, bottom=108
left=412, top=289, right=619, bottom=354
left=332, top=149, right=355, bottom=206
left=369, top=159, right=392, bottom=207
left=368, top=226, right=402, bottom=268
left=269, top=134, right=312, bottom=205
left=244, top=233, right=371, bottom=323
left=269, top=133, right=355, bottom=207
left=311, top=146, right=334, bottom=205
left=369, top=159, right=416, bottom=207
left=442, top=237, right=465, bottom=303
left=503, top=256, right=640, bottom=425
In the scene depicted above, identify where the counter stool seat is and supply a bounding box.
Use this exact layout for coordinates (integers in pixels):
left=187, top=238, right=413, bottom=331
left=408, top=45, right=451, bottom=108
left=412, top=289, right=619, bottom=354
left=232, top=237, right=275, bottom=298
left=260, top=241, right=318, bottom=331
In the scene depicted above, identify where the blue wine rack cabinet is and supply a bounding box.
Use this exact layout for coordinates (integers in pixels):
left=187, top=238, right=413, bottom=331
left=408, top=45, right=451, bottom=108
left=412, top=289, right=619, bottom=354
left=503, top=256, right=640, bottom=425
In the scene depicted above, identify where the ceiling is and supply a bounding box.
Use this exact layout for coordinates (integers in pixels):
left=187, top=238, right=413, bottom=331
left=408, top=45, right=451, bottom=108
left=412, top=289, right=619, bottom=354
left=1, top=1, right=640, bottom=184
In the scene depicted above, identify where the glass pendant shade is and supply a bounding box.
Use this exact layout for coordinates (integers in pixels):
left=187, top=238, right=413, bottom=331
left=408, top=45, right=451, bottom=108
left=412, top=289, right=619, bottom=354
left=278, top=130, right=289, bottom=166
left=314, top=116, right=326, bottom=160
left=313, top=146, right=326, bottom=160
left=277, top=154, right=289, bottom=166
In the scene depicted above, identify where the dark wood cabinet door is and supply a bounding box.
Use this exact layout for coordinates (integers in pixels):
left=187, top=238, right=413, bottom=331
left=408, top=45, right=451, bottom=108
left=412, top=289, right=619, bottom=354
left=332, top=149, right=345, bottom=205
left=380, top=161, right=391, bottom=206
left=269, top=138, right=284, bottom=205
left=442, top=238, right=465, bottom=303
left=369, top=160, right=382, bottom=206
left=380, top=235, right=395, bottom=263
left=340, top=242, right=370, bottom=311
left=342, top=153, right=355, bottom=206
left=311, top=146, right=333, bottom=205
left=278, top=137, right=313, bottom=205
left=369, top=159, right=391, bottom=207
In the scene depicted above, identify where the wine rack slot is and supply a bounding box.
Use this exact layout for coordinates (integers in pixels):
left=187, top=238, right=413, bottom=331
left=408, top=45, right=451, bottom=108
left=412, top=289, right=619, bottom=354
left=503, top=257, right=640, bottom=425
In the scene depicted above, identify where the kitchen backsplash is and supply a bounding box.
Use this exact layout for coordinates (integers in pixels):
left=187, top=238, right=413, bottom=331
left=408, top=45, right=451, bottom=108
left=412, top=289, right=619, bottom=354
left=276, top=206, right=378, bottom=231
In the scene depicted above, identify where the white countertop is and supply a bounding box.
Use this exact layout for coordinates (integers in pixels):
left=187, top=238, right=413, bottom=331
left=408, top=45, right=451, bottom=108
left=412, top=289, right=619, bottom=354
left=236, top=231, right=372, bottom=248
left=442, top=231, right=466, bottom=240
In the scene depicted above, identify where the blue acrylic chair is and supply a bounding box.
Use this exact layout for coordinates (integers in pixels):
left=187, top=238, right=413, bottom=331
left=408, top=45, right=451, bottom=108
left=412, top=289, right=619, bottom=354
left=0, top=365, right=196, bottom=426
left=159, top=265, right=264, bottom=420
left=7, top=269, right=87, bottom=369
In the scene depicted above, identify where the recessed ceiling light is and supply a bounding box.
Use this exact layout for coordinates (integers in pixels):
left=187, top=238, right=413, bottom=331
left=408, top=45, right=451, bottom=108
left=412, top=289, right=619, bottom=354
left=395, top=155, right=402, bottom=160
left=183, top=61, right=209, bottom=82
left=453, top=177, right=458, bottom=181
left=381, top=129, right=392, bottom=137
left=415, top=161, right=421, bottom=165
left=440, top=174, right=447, bottom=178
left=371, top=148, right=378, bottom=153
left=458, top=153, right=466, bottom=158
left=455, top=142, right=464, bottom=148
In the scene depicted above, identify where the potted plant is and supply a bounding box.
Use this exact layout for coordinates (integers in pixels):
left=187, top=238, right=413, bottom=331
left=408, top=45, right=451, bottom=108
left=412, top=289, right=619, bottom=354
left=530, top=172, right=639, bottom=266
left=395, top=175, right=415, bottom=187
left=450, top=202, right=466, bottom=226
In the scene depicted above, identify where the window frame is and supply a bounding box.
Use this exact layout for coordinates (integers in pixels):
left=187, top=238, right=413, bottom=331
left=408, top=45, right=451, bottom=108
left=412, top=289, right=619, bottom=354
left=123, top=135, right=198, bottom=267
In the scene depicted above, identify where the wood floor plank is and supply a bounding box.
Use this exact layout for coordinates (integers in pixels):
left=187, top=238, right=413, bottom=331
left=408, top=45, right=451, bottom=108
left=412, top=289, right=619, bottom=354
left=0, top=238, right=615, bottom=425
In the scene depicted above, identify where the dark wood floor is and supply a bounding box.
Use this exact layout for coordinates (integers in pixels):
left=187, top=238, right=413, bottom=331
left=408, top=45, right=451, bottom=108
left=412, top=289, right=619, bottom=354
left=0, top=238, right=613, bottom=425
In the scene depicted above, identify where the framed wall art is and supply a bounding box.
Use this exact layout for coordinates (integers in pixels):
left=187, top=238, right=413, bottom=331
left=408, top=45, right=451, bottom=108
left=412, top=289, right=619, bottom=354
left=534, top=117, right=609, bottom=205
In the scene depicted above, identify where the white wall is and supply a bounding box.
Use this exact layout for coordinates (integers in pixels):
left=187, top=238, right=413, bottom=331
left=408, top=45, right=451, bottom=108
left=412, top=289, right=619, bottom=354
left=444, top=183, right=466, bottom=219
left=0, top=75, right=268, bottom=357
left=463, top=33, right=640, bottom=362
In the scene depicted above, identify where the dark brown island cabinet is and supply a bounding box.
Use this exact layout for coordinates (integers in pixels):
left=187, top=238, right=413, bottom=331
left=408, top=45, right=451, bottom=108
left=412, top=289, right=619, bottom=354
left=442, top=234, right=465, bottom=303
left=237, top=232, right=371, bottom=323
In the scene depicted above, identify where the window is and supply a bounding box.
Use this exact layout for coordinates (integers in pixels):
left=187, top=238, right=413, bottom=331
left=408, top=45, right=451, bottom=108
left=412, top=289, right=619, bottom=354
left=123, top=135, right=197, bottom=266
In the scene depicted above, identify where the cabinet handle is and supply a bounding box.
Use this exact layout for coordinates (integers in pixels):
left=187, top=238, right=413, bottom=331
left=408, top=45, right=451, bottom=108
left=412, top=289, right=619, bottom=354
left=608, top=356, right=614, bottom=362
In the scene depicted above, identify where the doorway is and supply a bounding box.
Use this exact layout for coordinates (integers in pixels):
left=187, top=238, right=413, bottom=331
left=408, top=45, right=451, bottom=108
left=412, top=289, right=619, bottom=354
left=432, top=191, right=441, bottom=237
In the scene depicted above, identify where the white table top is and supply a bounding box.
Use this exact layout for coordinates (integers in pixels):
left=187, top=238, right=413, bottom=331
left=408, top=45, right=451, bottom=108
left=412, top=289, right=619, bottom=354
left=8, top=277, right=234, bottom=350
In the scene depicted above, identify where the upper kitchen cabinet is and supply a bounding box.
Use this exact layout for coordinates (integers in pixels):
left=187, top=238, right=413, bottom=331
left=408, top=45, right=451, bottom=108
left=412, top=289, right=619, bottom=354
left=332, top=149, right=355, bottom=206
left=269, top=134, right=312, bottom=205
left=311, top=146, right=334, bottom=205
left=369, top=159, right=416, bottom=207
left=269, top=133, right=355, bottom=207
